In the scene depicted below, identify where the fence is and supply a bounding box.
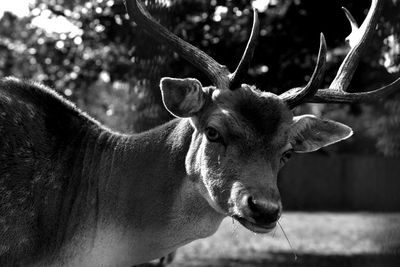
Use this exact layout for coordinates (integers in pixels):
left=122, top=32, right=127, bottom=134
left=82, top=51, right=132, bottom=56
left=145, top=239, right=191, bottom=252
left=279, top=154, right=400, bottom=211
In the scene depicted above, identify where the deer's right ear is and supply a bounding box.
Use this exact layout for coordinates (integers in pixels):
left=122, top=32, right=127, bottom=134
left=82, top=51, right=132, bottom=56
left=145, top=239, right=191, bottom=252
left=160, top=77, right=206, bottom=118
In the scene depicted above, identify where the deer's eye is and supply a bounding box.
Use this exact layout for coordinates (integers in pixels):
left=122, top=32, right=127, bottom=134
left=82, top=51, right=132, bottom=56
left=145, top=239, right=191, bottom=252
left=205, top=127, right=222, bottom=142
left=280, top=149, right=293, bottom=165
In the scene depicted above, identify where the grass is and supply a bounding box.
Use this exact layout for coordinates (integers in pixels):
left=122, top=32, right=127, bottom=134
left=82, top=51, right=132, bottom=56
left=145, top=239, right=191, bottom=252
left=170, top=212, right=400, bottom=267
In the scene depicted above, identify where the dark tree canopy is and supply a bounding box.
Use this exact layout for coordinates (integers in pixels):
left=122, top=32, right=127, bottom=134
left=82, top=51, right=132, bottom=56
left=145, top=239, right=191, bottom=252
left=0, top=0, right=399, bottom=155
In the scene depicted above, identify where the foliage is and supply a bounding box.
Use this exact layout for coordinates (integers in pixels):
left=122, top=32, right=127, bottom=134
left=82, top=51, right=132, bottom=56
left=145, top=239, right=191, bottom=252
left=0, top=0, right=399, bottom=155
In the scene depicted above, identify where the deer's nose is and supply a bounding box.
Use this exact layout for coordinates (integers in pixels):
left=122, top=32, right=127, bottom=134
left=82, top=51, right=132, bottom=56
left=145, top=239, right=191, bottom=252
left=246, top=195, right=281, bottom=224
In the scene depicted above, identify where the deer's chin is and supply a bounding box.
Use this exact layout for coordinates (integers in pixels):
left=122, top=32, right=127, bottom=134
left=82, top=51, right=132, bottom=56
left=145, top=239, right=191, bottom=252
left=232, top=215, right=277, bottom=234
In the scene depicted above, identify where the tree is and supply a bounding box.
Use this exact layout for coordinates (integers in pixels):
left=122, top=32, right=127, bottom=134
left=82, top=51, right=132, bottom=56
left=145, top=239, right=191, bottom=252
left=0, top=0, right=399, bottom=154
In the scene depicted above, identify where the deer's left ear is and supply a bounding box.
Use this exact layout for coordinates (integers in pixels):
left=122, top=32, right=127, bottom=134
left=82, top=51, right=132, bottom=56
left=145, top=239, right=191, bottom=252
left=289, top=115, right=353, bottom=153
left=160, top=77, right=206, bottom=118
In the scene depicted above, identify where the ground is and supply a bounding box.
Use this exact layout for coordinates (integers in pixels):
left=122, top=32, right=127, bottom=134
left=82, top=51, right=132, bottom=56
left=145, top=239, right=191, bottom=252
left=170, top=212, right=400, bottom=267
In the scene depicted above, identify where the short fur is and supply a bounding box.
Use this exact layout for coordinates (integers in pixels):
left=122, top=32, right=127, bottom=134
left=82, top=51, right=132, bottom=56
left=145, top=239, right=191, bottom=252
left=0, top=78, right=221, bottom=266
left=210, top=85, right=292, bottom=153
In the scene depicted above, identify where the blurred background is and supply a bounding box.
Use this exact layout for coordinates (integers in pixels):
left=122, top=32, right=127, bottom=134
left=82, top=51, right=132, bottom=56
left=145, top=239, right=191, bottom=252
left=0, top=0, right=399, bottom=266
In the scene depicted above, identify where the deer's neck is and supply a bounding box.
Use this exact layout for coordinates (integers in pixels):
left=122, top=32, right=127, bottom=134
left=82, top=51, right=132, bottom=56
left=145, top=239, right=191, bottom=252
left=59, top=118, right=223, bottom=265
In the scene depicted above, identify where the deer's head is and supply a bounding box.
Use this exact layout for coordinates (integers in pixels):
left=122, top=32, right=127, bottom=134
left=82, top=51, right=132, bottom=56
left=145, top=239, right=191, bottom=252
left=125, top=0, right=399, bottom=233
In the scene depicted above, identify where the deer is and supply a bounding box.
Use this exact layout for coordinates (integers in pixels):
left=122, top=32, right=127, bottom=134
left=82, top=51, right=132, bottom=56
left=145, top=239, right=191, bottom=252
left=0, top=0, right=398, bottom=266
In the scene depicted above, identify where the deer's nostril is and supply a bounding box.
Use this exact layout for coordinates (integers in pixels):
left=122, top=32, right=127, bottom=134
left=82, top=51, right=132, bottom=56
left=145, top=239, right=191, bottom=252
left=246, top=195, right=280, bottom=224
left=247, top=196, right=258, bottom=213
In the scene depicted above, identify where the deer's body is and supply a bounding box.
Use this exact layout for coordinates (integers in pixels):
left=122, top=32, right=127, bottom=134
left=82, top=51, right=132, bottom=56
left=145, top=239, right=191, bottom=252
left=0, top=78, right=222, bottom=266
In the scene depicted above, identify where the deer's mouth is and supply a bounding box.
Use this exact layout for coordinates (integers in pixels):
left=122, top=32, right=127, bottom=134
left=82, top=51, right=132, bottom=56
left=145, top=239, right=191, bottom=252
left=232, top=215, right=277, bottom=234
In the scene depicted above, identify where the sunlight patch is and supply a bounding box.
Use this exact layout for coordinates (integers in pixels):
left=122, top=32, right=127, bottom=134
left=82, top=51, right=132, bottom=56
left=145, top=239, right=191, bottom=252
left=0, top=0, right=32, bottom=18
left=31, top=14, right=82, bottom=37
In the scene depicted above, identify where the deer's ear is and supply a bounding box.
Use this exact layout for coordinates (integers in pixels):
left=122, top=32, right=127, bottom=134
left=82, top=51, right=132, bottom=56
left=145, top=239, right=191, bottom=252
left=289, top=115, right=353, bottom=153
left=160, top=77, right=206, bottom=118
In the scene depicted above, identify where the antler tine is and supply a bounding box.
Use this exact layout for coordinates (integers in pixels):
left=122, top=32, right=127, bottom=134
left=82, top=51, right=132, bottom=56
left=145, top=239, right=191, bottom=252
left=124, top=0, right=231, bottom=89
left=293, top=0, right=400, bottom=105
left=306, top=77, right=400, bottom=103
left=229, top=8, right=260, bottom=90
left=329, top=0, right=382, bottom=92
left=280, top=33, right=327, bottom=108
left=342, top=7, right=359, bottom=46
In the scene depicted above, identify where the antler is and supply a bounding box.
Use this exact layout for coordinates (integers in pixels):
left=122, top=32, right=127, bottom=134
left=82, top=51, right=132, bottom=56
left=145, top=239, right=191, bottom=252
left=284, top=0, right=400, bottom=106
left=124, top=0, right=259, bottom=90
left=229, top=8, right=260, bottom=90
left=279, top=33, right=327, bottom=108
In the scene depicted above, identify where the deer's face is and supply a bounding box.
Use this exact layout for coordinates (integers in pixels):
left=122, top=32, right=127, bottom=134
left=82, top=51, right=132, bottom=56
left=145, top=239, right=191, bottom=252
left=187, top=86, right=292, bottom=233
left=160, top=78, right=352, bottom=233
